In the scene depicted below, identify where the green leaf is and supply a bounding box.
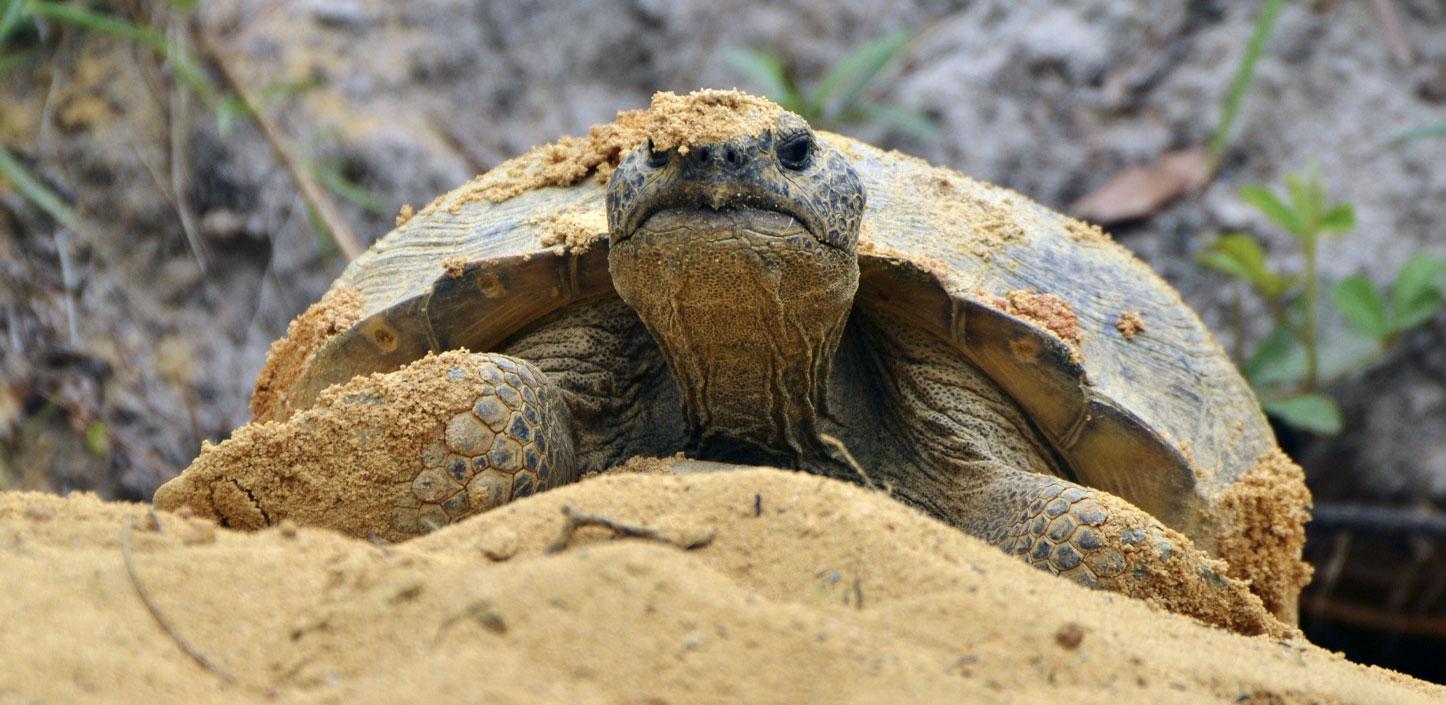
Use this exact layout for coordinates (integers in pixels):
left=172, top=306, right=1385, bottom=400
left=1284, top=170, right=1323, bottom=234
left=1331, top=275, right=1390, bottom=340
left=0, top=0, right=29, bottom=47
left=723, top=49, right=805, bottom=115
left=23, top=1, right=218, bottom=106
left=1244, top=324, right=1307, bottom=387
left=1390, top=253, right=1446, bottom=331
left=1386, top=122, right=1446, bottom=147
left=809, top=29, right=912, bottom=121
left=1239, top=184, right=1303, bottom=237
left=1319, top=203, right=1354, bottom=234
left=1205, top=0, right=1285, bottom=166
left=83, top=420, right=111, bottom=457
left=854, top=103, right=938, bottom=138
left=1196, top=233, right=1292, bottom=299
left=310, top=159, right=390, bottom=217
left=0, top=47, right=36, bottom=75
left=0, top=142, right=80, bottom=229
left=1264, top=393, right=1342, bottom=435
left=215, top=94, right=250, bottom=137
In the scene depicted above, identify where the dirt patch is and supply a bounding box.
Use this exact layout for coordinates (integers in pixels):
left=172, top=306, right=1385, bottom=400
left=1215, top=449, right=1315, bottom=621
left=249, top=287, right=364, bottom=424
left=2, top=468, right=1440, bottom=704
left=532, top=206, right=608, bottom=254
left=1116, top=310, right=1146, bottom=339
left=985, top=289, right=1084, bottom=348
left=427, top=90, right=784, bottom=210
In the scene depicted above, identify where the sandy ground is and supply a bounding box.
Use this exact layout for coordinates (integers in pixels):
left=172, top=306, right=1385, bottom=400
left=1, top=461, right=1437, bottom=705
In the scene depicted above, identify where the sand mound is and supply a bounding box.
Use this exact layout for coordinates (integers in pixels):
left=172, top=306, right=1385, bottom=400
left=1, top=467, right=1436, bottom=704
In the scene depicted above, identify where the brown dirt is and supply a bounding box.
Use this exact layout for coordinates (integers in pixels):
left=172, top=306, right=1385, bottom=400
left=986, top=289, right=1084, bottom=348
left=533, top=205, right=609, bottom=254
left=1116, top=310, right=1146, bottom=339
left=248, top=287, right=364, bottom=424
left=1215, top=449, right=1316, bottom=621
left=426, top=89, right=783, bottom=211
left=2, top=465, right=1439, bottom=704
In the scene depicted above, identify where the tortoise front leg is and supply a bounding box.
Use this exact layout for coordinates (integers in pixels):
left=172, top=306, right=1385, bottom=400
left=153, top=350, right=577, bottom=540
left=935, top=467, right=1287, bottom=636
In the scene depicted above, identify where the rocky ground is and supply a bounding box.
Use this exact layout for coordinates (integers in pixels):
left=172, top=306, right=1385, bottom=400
left=0, top=0, right=1442, bottom=681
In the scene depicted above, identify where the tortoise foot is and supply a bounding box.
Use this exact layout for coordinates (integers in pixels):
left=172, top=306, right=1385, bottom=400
left=985, top=474, right=1291, bottom=637
left=154, top=350, right=577, bottom=540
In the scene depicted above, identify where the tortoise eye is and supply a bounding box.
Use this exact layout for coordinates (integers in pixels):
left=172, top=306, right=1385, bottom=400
left=645, top=138, right=669, bottom=168
left=777, top=133, right=812, bottom=170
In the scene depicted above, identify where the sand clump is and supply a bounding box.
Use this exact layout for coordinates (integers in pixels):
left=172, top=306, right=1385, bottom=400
left=2, top=466, right=1440, bottom=705
left=1214, top=449, right=1315, bottom=620
left=985, top=288, right=1084, bottom=348
left=249, top=287, right=364, bottom=424
left=1116, top=310, right=1146, bottom=339
left=533, top=205, right=608, bottom=254
left=427, top=90, right=784, bottom=212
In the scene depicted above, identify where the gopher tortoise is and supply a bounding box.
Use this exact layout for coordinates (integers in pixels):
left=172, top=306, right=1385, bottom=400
left=156, top=91, right=1311, bottom=635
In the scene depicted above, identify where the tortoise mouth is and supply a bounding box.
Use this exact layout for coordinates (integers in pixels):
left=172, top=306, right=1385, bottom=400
left=617, top=194, right=831, bottom=250
left=631, top=206, right=813, bottom=243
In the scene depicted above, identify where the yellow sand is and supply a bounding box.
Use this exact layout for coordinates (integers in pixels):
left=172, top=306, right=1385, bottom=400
left=1, top=464, right=1437, bottom=705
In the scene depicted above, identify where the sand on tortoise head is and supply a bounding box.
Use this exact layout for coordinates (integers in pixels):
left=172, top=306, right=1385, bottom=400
left=2, top=465, right=1439, bottom=705
left=425, top=89, right=785, bottom=211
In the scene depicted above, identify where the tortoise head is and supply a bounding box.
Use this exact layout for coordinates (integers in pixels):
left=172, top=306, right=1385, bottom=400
left=606, top=110, right=866, bottom=467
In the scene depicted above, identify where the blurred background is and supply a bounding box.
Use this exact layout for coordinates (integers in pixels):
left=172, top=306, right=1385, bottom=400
left=0, top=0, right=1442, bottom=681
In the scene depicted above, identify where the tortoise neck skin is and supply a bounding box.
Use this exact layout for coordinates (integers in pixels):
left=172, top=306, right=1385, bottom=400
left=606, top=114, right=866, bottom=469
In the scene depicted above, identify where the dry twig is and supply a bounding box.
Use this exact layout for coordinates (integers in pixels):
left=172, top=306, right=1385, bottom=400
left=546, top=505, right=714, bottom=554
left=1370, top=0, right=1414, bottom=66
left=197, top=33, right=364, bottom=260
left=166, top=16, right=208, bottom=272
left=121, top=514, right=235, bottom=684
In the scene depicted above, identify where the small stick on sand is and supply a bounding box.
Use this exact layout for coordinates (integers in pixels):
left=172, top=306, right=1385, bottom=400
left=546, top=505, right=714, bottom=554
left=367, top=531, right=393, bottom=557
left=122, top=515, right=235, bottom=685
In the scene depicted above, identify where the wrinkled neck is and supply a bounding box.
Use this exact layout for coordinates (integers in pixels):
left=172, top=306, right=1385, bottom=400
left=610, top=227, right=857, bottom=467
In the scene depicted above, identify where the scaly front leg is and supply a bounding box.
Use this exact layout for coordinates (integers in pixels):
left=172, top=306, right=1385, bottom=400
left=154, top=350, right=577, bottom=540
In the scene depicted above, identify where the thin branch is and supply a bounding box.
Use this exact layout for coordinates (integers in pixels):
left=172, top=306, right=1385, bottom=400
left=546, top=505, right=714, bottom=554
left=54, top=229, right=77, bottom=345
left=166, top=15, right=208, bottom=272
left=1310, top=503, right=1446, bottom=539
left=197, top=33, right=364, bottom=260
left=1304, top=596, right=1446, bottom=638
left=1370, top=0, right=1414, bottom=66
left=121, top=514, right=236, bottom=684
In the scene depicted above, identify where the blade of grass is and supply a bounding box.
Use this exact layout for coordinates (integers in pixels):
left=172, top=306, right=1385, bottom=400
left=0, top=0, right=27, bottom=46
left=1386, top=122, right=1446, bottom=147
left=24, top=1, right=216, bottom=105
left=809, top=29, right=911, bottom=120
left=1206, top=0, right=1285, bottom=168
left=0, top=47, right=36, bottom=74
left=723, top=49, right=804, bottom=114
left=311, top=159, right=390, bottom=216
left=0, top=142, right=79, bottom=229
left=200, top=31, right=363, bottom=260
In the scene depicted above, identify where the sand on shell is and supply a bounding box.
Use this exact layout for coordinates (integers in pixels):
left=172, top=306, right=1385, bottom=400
left=1, top=462, right=1437, bottom=705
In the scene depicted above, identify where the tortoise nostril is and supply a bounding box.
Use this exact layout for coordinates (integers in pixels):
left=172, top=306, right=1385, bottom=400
left=724, top=147, right=740, bottom=165
left=695, top=146, right=711, bottom=164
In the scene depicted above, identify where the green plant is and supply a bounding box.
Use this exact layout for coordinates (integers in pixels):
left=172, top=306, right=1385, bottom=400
left=1206, top=0, right=1286, bottom=169
left=1198, top=169, right=1446, bottom=434
left=724, top=29, right=936, bottom=138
